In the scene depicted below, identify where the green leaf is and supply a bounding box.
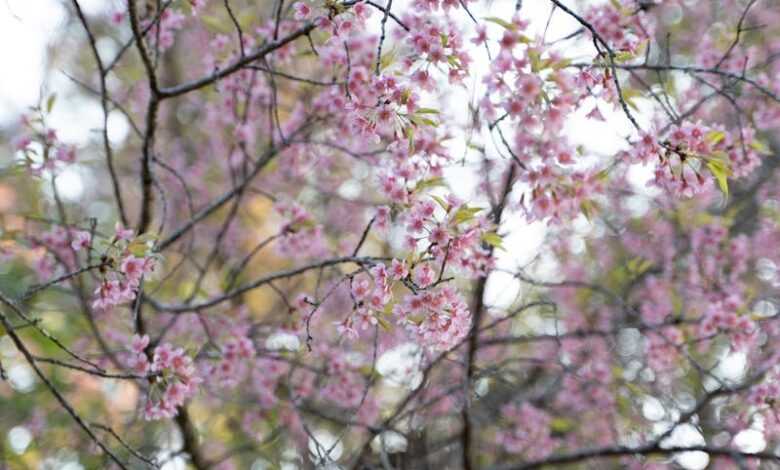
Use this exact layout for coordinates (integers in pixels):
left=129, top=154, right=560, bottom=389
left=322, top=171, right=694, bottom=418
left=127, top=240, right=149, bottom=257
left=376, top=315, right=392, bottom=331
left=135, top=233, right=158, bottom=243
left=580, top=199, right=596, bottom=220
left=620, top=88, right=642, bottom=111
left=705, top=130, right=725, bottom=146
left=634, top=39, right=648, bottom=58
left=415, top=108, right=440, bottom=115
left=550, top=417, right=573, bottom=433
left=627, top=256, right=653, bottom=275
left=614, top=51, right=634, bottom=63
left=409, top=115, right=438, bottom=127
left=551, top=58, right=573, bottom=70
left=431, top=195, right=449, bottom=211
left=200, top=14, right=230, bottom=33
left=706, top=159, right=731, bottom=196
left=415, top=177, right=446, bottom=191
left=528, top=49, right=542, bottom=72
left=750, top=139, right=771, bottom=155
left=481, top=232, right=505, bottom=250
left=290, top=218, right=316, bottom=231
left=379, top=48, right=397, bottom=71
left=452, top=206, right=483, bottom=225
left=537, top=57, right=555, bottom=70
left=46, top=93, right=57, bottom=113
left=483, top=16, right=516, bottom=30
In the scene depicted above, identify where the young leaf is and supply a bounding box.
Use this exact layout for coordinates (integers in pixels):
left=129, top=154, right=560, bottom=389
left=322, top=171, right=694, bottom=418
left=705, top=130, right=725, bottom=146
left=706, top=159, right=731, bottom=196
left=483, top=16, right=516, bottom=30
left=415, top=177, right=446, bottom=191
left=452, top=206, right=483, bottom=225
left=614, top=51, right=635, bottom=63
left=128, top=240, right=149, bottom=257
left=376, top=315, right=392, bottom=331
left=431, top=195, right=449, bottom=211
left=750, top=139, right=771, bottom=155
left=551, top=58, right=573, bottom=70
left=620, top=88, right=642, bottom=111
left=46, top=94, right=57, bottom=113
left=481, top=232, right=505, bottom=250
left=380, top=48, right=397, bottom=71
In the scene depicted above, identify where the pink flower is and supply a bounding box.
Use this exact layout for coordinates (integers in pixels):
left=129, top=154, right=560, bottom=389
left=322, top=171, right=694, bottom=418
left=472, top=25, right=488, bottom=45
left=120, top=256, right=146, bottom=285
left=516, top=73, right=541, bottom=102
left=412, top=69, right=433, bottom=91
left=375, top=206, right=391, bottom=230
left=429, top=224, right=449, bottom=245
left=92, top=280, right=123, bottom=310
left=390, top=259, right=408, bottom=280
left=356, top=307, right=378, bottom=330
left=128, top=354, right=149, bottom=375
left=152, top=343, right=174, bottom=372
left=352, top=276, right=371, bottom=300
left=414, top=263, right=435, bottom=288
left=55, top=145, right=76, bottom=164
left=143, top=342, right=200, bottom=419
left=131, top=334, right=150, bottom=354
left=115, top=223, right=134, bottom=241
left=13, top=135, right=32, bottom=151
left=353, top=2, right=371, bottom=20
left=293, top=2, right=311, bottom=20
left=586, top=105, right=606, bottom=122
left=70, top=231, right=91, bottom=251
left=335, top=317, right=359, bottom=340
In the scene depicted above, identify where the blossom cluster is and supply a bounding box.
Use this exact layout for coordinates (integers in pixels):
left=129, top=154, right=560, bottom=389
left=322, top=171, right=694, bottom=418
left=141, top=8, right=187, bottom=52
left=13, top=108, right=76, bottom=176
left=629, top=123, right=763, bottom=197
left=497, top=403, right=557, bottom=460
left=335, top=262, right=399, bottom=338
left=92, top=226, right=157, bottom=311
left=31, top=227, right=91, bottom=280
left=583, top=1, right=652, bottom=53
left=212, top=335, right=255, bottom=388
left=395, top=285, right=471, bottom=350
left=275, top=200, right=329, bottom=259
left=126, top=335, right=202, bottom=420
left=331, top=256, right=472, bottom=351
left=698, top=297, right=758, bottom=351
left=476, top=14, right=611, bottom=223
